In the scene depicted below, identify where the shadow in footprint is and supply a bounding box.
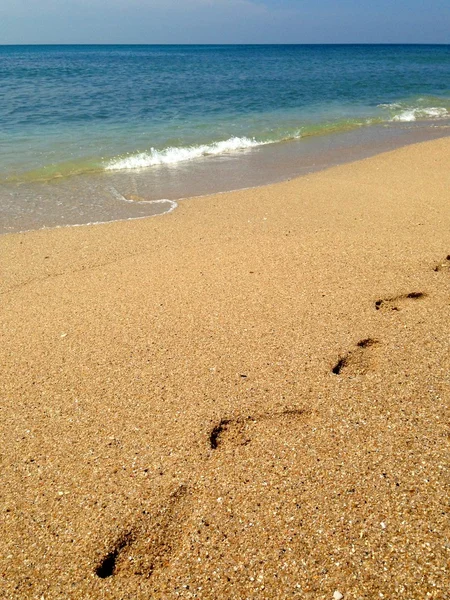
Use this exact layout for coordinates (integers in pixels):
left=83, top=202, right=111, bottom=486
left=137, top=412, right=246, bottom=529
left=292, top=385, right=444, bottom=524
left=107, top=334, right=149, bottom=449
left=433, top=255, right=450, bottom=273
left=375, top=292, right=427, bottom=312
left=95, top=484, right=190, bottom=580
left=95, top=408, right=311, bottom=581
left=332, top=338, right=379, bottom=376
left=96, top=531, right=135, bottom=579
left=209, top=408, right=309, bottom=451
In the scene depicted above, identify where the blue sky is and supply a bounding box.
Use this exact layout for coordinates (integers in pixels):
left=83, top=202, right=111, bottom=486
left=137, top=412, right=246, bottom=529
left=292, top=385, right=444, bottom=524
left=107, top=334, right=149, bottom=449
left=0, top=0, right=449, bottom=44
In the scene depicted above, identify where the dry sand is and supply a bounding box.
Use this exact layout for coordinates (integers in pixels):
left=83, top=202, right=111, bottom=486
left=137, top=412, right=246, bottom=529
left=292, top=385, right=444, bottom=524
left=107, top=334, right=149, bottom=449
left=1, top=137, right=449, bottom=599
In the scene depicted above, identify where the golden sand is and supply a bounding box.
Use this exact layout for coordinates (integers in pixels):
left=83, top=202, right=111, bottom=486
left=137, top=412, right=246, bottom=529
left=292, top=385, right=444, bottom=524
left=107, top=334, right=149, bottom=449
left=1, top=138, right=449, bottom=599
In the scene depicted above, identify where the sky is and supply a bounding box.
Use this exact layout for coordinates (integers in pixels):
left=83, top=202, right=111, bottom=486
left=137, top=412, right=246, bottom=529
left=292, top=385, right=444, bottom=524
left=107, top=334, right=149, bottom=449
left=0, top=0, right=449, bottom=45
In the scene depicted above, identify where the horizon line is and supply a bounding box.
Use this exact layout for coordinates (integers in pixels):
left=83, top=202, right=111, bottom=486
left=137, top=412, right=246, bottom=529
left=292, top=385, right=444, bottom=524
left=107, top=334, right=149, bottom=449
left=1, top=42, right=449, bottom=47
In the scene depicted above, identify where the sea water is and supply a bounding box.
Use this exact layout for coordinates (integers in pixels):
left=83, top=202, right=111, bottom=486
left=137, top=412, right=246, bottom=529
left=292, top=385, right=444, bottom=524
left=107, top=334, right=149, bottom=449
left=0, top=44, right=449, bottom=233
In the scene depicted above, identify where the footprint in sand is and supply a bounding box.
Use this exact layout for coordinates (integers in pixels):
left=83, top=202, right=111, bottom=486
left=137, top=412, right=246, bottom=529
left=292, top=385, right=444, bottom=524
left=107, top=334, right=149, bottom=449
left=95, top=484, right=191, bottom=579
left=94, top=255, right=446, bottom=584
left=374, top=292, right=427, bottom=312
left=331, top=338, right=379, bottom=376
left=209, top=408, right=310, bottom=451
left=336, top=256, right=446, bottom=375
left=335, top=254, right=448, bottom=374
left=95, top=407, right=310, bottom=580
left=433, top=255, right=450, bottom=273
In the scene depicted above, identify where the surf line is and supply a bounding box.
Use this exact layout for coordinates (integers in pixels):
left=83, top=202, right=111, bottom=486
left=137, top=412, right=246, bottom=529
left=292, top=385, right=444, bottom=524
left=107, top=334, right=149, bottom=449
left=109, top=186, right=178, bottom=214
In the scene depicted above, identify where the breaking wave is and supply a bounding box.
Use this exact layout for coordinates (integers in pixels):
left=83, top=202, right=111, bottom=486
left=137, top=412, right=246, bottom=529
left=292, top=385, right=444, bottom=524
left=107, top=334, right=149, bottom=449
left=378, top=100, right=450, bottom=123
left=391, top=107, right=449, bottom=122
left=105, top=136, right=272, bottom=171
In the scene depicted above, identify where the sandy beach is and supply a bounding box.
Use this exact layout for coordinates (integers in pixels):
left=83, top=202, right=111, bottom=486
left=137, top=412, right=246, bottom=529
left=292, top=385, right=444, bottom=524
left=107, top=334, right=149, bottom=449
left=1, top=137, right=449, bottom=599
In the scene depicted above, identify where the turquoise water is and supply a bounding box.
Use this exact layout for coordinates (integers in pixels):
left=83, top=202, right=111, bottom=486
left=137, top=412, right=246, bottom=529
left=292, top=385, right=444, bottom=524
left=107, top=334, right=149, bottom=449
left=1, top=44, right=449, bottom=232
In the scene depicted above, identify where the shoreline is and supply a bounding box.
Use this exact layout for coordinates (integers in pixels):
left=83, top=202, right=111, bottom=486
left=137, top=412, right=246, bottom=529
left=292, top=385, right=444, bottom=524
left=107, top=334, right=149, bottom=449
left=1, top=137, right=450, bottom=598
left=2, top=120, right=449, bottom=235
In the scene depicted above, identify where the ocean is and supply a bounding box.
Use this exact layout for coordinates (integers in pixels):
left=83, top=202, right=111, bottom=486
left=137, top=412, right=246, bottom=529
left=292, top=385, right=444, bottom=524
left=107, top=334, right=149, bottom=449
left=1, top=44, right=449, bottom=234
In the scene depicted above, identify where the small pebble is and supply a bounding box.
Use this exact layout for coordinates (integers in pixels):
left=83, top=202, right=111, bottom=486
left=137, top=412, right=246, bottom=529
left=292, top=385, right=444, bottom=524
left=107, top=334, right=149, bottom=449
left=333, top=591, right=344, bottom=600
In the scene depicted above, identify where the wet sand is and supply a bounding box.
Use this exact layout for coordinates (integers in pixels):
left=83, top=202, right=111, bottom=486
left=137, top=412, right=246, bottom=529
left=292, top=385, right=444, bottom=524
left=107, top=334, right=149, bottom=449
left=1, top=137, right=449, bottom=599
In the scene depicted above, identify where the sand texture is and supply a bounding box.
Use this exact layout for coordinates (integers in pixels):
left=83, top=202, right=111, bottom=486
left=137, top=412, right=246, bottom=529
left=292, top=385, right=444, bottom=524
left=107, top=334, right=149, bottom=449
left=1, top=138, right=449, bottom=599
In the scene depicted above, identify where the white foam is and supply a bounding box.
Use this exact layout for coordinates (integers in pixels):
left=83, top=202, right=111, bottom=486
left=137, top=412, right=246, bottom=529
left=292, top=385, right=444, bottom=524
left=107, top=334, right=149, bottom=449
left=109, top=186, right=178, bottom=213
left=377, top=103, right=402, bottom=109
left=105, top=136, right=270, bottom=171
left=391, top=107, right=449, bottom=122
left=11, top=203, right=178, bottom=236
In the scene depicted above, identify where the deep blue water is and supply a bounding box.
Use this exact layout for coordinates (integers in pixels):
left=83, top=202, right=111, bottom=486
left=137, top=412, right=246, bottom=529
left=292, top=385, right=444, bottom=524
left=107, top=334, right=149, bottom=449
left=1, top=44, right=449, bottom=180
